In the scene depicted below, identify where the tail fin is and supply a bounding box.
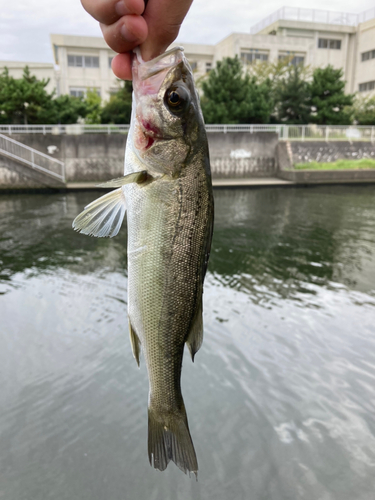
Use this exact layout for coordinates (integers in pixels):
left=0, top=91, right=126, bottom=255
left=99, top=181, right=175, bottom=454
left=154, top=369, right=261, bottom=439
left=148, top=406, right=198, bottom=477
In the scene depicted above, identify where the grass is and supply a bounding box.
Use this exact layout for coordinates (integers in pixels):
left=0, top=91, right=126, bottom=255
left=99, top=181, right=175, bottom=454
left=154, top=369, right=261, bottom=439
left=294, top=159, right=375, bottom=170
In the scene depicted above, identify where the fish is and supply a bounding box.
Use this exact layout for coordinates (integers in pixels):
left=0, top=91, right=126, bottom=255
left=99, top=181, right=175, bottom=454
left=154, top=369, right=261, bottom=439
left=72, top=46, right=214, bottom=476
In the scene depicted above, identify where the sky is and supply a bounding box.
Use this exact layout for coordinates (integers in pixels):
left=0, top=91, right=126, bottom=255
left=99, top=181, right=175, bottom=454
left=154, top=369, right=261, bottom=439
left=0, top=0, right=374, bottom=64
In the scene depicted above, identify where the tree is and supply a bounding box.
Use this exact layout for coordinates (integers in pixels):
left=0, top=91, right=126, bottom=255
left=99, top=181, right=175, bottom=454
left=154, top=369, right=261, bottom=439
left=0, top=67, right=55, bottom=124
left=200, top=56, right=272, bottom=124
left=101, top=81, right=133, bottom=124
left=84, top=89, right=102, bottom=124
left=274, top=64, right=311, bottom=124
left=352, top=95, right=375, bottom=125
left=48, top=94, right=88, bottom=124
left=309, top=66, right=353, bottom=125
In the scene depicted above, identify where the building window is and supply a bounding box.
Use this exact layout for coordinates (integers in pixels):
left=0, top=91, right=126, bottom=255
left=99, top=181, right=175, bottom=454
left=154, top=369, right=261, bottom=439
left=108, top=57, right=114, bottom=68
left=278, top=53, right=305, bottom=66
left=206, top=62, right=212, bottom=73
left=69, top=88, right=101, bottom=97
left=70, top=88, right=85, bottom=98
left=359, top=81, right=375, bottom=92
left=68, top=55, right=99, bottom=67
left=361, top=49, right=375, bottom=62
left=318, top=38, right=341, bottom=50
left=240, top=49, right=269, bottom=65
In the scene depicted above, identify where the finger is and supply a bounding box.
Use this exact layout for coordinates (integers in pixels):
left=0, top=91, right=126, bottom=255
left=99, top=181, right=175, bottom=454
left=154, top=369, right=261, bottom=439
left=100, top=14, right=148, bottom=53
left=111, top=53, right=133, bottom=80
left=81, top=0, right=145, bottom=25
left=141, top=0, right=194, bottom=61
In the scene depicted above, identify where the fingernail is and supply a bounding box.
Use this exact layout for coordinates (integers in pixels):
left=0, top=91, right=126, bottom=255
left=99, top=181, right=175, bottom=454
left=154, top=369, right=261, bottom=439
left=120, top=22, right=139, bottom=42
left=115, top=1, right=131, bottom=17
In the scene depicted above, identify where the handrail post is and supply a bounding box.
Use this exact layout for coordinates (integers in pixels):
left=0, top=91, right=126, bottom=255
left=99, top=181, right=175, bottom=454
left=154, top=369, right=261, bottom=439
left=325, top=126, right=329, bottom=142
left=302, top=125, right=305, bottom=141
left=371, top=126, right=374, bottom=143
left=31, top=150, right=34, bottom=167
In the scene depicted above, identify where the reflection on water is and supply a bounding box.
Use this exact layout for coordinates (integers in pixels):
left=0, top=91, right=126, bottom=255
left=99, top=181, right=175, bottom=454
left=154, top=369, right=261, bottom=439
left=0, top=186, right=375, bottom=500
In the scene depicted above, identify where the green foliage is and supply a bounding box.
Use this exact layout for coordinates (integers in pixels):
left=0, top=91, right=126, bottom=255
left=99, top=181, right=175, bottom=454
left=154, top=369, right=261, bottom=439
left=295, top=159, right=375, bottom=170
left=200, top=57, right=272, bottom=124
left=246, top=56, right=311, bottom=86
left=101, top=81, right=133, bottom=124
left=49, top=95, right=87, bottom=124
left=0, top=67, right=54, bottom=124
left=274, top=64, right=311, bottom=124
left=309, top=66, right=354, bottom=125
left=0, top=67, right=89, bottom=124
left=352, top=95, right=375, bottom=125
left=84, top=89, right=102, bottom=124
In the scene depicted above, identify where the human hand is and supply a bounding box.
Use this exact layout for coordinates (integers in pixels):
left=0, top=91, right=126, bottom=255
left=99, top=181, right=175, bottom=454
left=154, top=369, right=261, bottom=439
left=81, top=0, right=194, bottom=80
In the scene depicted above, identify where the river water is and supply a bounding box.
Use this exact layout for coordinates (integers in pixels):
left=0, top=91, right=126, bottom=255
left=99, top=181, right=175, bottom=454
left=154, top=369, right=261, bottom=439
left=0, top=186, right=375, bottom=500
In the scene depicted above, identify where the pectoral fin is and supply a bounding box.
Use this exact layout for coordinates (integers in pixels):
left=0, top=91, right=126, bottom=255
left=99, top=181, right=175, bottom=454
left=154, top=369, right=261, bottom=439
left=129, top=321, right=141, bottom=367
left=72, top=187, right=126, bottom=238
left=186, top=300, right=203, bottom=362
left=72, top=171, right=150, bottom=238
left=96, top=171, right=149, bottom=188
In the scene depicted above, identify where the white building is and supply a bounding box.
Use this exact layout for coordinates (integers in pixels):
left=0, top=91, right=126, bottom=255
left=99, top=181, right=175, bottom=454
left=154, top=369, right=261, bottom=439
left=1, top=6, right=375, bottom=100
left=50, top=34, right=118, bottom=100
left=0, top=61, right=56, bottom=94
left=173, top=6, right=375, bottom=96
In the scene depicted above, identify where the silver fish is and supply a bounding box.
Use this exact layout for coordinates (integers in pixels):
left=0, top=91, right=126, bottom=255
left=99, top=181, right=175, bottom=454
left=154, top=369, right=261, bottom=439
left=73, top=47, right=214, bottom=476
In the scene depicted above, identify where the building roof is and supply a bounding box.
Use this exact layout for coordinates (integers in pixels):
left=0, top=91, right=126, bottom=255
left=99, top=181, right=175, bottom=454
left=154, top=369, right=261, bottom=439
left=250, top=6, right=375, bottom=34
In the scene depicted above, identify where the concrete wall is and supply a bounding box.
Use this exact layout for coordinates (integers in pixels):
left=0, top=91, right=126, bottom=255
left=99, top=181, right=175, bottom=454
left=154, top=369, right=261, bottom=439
left=0, top=133, right=126, bottom=184
left=290, top=141, right=375, bottom=164
left=208, top=132, right=278, bottom=178
left=0, top=132, right=279, bottom=187
left=279, top=168, right=375, bottom=184
left=278, top=140, right=375, bottom=184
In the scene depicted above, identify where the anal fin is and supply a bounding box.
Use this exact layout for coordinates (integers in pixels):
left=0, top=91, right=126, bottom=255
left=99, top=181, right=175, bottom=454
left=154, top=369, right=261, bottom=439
left=129, top=321, right=141, bottom=366
left=186, top=300, right=203, bottom=362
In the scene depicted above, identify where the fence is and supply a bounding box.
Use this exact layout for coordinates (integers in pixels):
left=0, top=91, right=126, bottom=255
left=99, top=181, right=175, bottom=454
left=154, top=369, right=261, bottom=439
left=0, top=133, right=65, bottom=182
left=0, top=124, right=130, bottom=135
left=0, top=124, right=374, bottom=142
left=250, top=6, right=375, bottom=34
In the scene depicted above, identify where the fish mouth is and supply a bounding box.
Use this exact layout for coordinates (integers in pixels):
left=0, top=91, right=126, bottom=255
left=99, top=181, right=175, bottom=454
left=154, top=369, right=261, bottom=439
left=134, top=46, right=184, bottom=81
left=132, top=47, right=186, bottom=97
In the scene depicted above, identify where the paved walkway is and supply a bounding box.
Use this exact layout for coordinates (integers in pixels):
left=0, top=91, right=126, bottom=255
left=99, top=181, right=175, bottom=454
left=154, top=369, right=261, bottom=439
left=65, top=177, right=294, bottom=190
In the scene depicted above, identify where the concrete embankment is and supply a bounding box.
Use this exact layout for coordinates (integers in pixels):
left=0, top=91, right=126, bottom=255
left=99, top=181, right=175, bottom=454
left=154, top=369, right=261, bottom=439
left=0, top=132, right=278, bottom=189
left=1, top=133, right=375, bottom=189
left=277, top=141, right=375, bottom=184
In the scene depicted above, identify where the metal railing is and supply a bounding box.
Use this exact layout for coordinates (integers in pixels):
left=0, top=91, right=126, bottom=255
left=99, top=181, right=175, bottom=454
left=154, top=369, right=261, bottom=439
left=0, top=124, right=374, bottom=142
left=0, top=133, right=65, bottom=182
left=250, top=6, right=374, bottom=34
left=0, top=124, right=130, bottom=135
left=206, top=124, right=375, bottom=141
left=279, top=125, right=375, bottom=142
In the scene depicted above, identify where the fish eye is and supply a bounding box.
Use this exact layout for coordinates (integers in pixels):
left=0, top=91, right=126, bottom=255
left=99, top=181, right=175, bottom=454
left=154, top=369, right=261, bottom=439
left=164, top=83, right=190, bottom=115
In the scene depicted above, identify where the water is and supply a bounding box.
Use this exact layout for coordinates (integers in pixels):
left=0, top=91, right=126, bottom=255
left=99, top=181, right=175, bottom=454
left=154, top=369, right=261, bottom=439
left=1, top=186, right=375, bottom=500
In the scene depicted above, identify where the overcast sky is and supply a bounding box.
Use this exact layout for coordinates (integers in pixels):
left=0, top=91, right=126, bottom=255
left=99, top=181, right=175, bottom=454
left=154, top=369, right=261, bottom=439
left=0, top=0, right=373, bottom=64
